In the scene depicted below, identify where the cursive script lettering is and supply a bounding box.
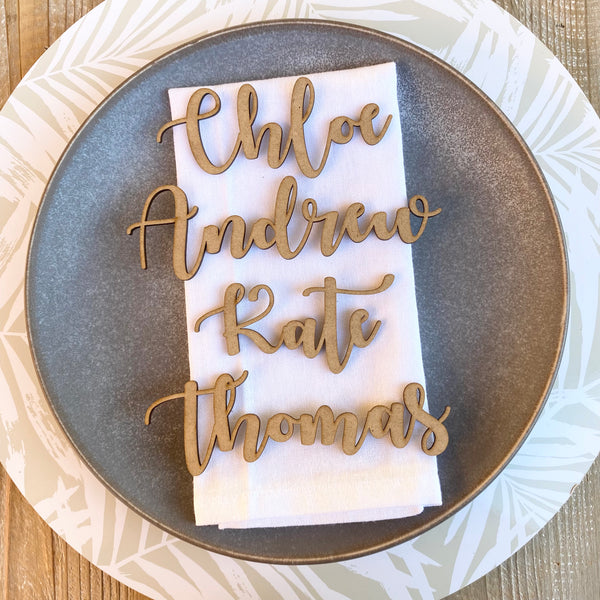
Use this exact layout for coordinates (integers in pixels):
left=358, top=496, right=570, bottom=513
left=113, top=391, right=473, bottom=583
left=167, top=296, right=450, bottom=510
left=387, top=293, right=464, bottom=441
left=144, top=372, right=451, bottom=476
left=126, top=177, right=441, bottom=280
left=156, top=77, right=392, bottom=178
left=195, top=274, right=394, bottom=374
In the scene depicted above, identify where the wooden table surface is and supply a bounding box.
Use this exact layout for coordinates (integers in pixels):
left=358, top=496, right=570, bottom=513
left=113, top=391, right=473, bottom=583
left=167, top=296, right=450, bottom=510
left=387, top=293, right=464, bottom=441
left=1, top=1, right=598, bottom=598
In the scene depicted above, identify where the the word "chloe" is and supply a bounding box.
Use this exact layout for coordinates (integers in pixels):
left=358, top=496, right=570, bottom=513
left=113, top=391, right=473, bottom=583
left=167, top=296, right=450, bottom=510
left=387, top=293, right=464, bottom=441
left=156, top=77, right=392, bottom=178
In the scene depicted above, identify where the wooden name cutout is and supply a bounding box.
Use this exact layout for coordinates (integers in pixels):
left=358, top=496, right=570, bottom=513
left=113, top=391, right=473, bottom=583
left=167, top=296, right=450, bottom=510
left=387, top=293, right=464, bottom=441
left=156, top=76, right=392, bottom=178
left=126, top=177, right=441, bottom=280
left=195, top=275, right=394, bottom=374
left=145, top=371, right=451, bottom=476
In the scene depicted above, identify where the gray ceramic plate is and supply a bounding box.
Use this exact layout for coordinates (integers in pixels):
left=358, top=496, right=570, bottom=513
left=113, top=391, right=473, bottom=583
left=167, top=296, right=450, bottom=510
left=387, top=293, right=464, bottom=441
left=26, top=20, right=567, bottom=564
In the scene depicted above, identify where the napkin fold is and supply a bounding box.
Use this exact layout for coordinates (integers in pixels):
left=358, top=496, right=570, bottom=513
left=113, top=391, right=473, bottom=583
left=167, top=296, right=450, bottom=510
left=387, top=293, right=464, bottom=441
left=168, top=62, right=442, bottom=528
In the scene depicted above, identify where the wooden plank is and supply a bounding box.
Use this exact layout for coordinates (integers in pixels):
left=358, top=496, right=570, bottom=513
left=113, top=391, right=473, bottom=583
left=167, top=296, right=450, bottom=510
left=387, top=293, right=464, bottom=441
left=48, top=0, right=67, bottom=46
left=494, top=0, right=600, bottom=113
left=67, top=539, right=85, bottom=599
left=585, top=0, right=600, bottom=109
left=449, top=457, right=600, bottom=599
left=80, top=550, right=92, bottom=600
left=0, top=1, right=11, bottom=107
left=0, top=0, right=20, bottom=105
left=52, top=533, right=68, bottom=600
left=17, top=0, right=48, bottom=77
left=0, top=464, right=151, bottom=600
left=1, top=469, right=55, bottom=599
left=49, top=0, right=103, bottom=45
left=90, top=558, right=105, bottom=599
left=0, top=467, right=9, bottom=600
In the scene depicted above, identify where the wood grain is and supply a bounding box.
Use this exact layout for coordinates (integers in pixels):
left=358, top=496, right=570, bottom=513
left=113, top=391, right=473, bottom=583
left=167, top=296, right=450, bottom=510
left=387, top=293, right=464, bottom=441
left=0, top=1, right=599, bottom=599
left=448, top=457, right=600, bottom=599
left=494, top=0, right=600, bottom=109
left=0, top=0, right=19, bottom=102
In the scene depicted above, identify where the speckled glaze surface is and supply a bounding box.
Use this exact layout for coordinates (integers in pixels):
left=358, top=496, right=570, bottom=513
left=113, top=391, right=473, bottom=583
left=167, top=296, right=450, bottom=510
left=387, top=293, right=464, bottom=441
left=25, top=21, right=567, bottom=563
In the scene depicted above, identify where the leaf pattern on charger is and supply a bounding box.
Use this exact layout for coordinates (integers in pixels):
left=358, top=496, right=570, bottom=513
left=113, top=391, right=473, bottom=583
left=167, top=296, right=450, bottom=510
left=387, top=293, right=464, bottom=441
left=0, top=0, right=599, bottom=599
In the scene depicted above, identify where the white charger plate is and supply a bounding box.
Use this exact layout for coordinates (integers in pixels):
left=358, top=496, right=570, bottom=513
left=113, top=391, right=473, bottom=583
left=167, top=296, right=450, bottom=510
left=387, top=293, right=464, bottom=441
left=1, top=0, right=599, bottom=598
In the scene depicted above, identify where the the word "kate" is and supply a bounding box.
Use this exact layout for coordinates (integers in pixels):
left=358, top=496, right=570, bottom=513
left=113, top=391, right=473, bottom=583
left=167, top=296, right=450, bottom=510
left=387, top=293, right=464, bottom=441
left=195, top=275, right=395, bottom=374
left=156, top=77, right=392, bottom=178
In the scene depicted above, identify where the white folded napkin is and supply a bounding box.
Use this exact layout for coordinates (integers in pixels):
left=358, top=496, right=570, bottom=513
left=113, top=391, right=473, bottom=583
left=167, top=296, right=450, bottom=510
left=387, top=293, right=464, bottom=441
left=168, top=62, right=442, bottom=528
